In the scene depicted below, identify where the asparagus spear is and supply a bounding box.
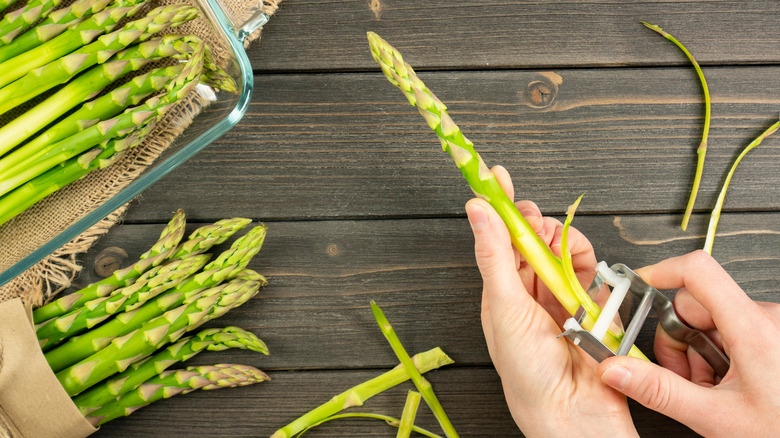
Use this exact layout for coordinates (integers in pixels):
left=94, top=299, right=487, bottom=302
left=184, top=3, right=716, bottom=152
left=170, top=217, right=253, bottom=259
left=0, top=40, right=206, bottom=198
left=271, top=347, right=454, bottom=438
left=56, top=274, right=261, bottom=396
left=0, top=0, right=62, bottom=44
left=44, top=275, right=265, bottom=372
left=0, top=0, right=113, bottom=62
left=36, top=254, right=212, bottom=350
left=32, top=209, right=186, bottom=324
left=0, top=34, right=203, bottom=155
left=0, top=3, right=199, bottom=117
left=0, top=0, right=17, bottom=14
left=0, top=0, right=149, bottom=89
left=366, top=32, right=645, bottom=358
left=73, top=326, right=268, bottom=415
left=83, top=364, right=270, bottom=426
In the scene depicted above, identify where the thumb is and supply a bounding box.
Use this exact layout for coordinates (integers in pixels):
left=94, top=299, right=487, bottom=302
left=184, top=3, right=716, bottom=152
left=597, top=356, right=716, bottom=432
left=465, top=199, right=522, bottom=297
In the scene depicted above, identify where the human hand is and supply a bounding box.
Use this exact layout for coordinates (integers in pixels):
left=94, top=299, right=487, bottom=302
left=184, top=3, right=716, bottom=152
left=466, top=166, right=638, bottom=438
left=597, top=250, right=780, bottom=437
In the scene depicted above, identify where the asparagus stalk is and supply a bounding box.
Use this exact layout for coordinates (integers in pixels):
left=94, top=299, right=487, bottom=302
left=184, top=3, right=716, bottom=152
left=44, top=275, right=265, bottom=372
left=84, top=364, right=270, bottom=426
left=36, top=254, right=212, bottom=351
left=0, top=40, right=206, bottom=198
left=0, top=3, right=199, bottom=118
left=55, top=277, right=259, bottom=396
left=0, top=63, right=186, bottom=177
left=366, top=32, right=645, bottom=359
left=0, top=0, right=62, bottom=44
left=0, top=34, right=203, bottom=155
left=170, top=217, right=253, bottom=259
left=295, top=413, right=442, bottom=438
left=73, top=326, right=268, bottom=414
left=271, top=347, right=454, bottom=438
left=0, top=0, right=16, bottom=14
left=0, top=0, right=149, bottom=89
left=371, top=301, right=457, bottom=438
left=32, top=209, right=186, bottom=324
left=396, top=391, right=422, bottom=438
left=0, top=0, right=113, bottom=62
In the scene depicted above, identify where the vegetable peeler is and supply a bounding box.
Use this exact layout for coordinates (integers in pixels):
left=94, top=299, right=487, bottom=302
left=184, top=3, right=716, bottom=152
left=559, top=262, right=730, bottom=378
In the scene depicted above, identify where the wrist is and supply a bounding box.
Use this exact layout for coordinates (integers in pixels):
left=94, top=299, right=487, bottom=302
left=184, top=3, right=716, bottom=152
left=512, top=405, right=639, bottom=438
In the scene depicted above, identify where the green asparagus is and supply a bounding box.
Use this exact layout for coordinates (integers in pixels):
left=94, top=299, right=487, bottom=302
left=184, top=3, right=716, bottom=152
left=32, top=209, right=186, bottom=324
left=0, top=3, right=199, bottom=117
left=83, top=364, right=270, bottom=426
left=0, top=34, right=204, bottom=155
left=0, top=0, right=62, bottom=44
left=37, top=254, right=211, bottom=351
left=44, top=275, right=265, bottom=372
left=56, top=275, right=261, bottom=396
left=0, top=0, right=113, bottom=62
left=73, top=326, right=267, bottom=415
left=170, top=217, right=253, bottom=259
left=0, top=0, right=149, bottom=89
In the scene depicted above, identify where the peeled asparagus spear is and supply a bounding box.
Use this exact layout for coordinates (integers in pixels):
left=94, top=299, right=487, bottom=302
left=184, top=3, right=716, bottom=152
left=0, top=0, right=62, bottom=44
left=366, top=32, right=645, bottom=358
left=36, top=254, right=211, bottom=350
left=0, top=0, right=113, bottom=62
left=32, top=209, right=186, bottom=324
left=0, top=34, right=204, bottom=155
left=0, top=0, right=148, bottom=89
left=0, top=39, right=206, bottom=198
left=56, top=273, right=261, bottom=396
left=44, top=274, right=265, bottom=372
left=83, top=364, right=270, bottom=426
left=73, top=326, right=268, bottom=415
left=0, top=3, right=199, bottom=118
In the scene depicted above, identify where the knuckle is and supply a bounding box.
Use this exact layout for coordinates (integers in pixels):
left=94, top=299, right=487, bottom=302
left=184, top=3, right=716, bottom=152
left=636, top=372, right=674, bottom=413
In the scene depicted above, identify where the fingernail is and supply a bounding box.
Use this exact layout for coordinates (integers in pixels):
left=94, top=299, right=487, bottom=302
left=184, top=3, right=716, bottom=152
left=466, top=202, right=489, bottom=232
left=601, top=365, right=631, bottom=390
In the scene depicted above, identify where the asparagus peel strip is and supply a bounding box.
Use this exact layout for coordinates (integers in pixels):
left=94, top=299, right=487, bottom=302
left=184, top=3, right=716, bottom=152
left=0, top=0, right=113, bottom=63
left=0, top=34, right=204, bottom=155
left=32, top=209, right=186, bottom=324
left=73, top=326, right=268, bottom=415
left=371, top=301, right=457, bottom=438
left=366, top=32, right=645, bottom=359
left=0, top=0, right=149, bottom=89
left=36, top=254, right=212, bottom=351
left=270, top=347, right=454, bottom=438
left=0, top=0, right=62, bottom=45
left=0, top=3, right=199, bottom=118
left=703, top=121, right=779, bottom=254
left=84, top=364, right=270, bottom=426
left=43, top=273, right=265, bottom=372
left=642, top=22, right=711, bottom=231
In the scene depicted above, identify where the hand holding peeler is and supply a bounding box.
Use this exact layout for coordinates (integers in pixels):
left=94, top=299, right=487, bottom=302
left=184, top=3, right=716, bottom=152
left=559, top=262, right=730, bottom=378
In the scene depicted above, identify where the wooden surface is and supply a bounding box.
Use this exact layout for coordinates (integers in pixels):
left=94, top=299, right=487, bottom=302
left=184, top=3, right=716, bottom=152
left=87, top=1, right=779, bottom=436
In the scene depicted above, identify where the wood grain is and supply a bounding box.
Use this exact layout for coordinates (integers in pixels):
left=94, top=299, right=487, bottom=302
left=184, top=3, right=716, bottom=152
left=249, top=0, right=780, bottom=72
left=126, top=66, right=780, bottom=222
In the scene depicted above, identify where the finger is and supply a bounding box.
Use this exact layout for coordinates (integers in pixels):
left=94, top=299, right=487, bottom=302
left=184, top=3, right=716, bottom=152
left=492, top=165, right=514, bottom=201
left=480, top=289, right=497, bottom=362
left=515, top=200, right=545, bottom=242
left=597, top=356, right=725, bottom=435
left=653, top=323, right=692, bottom=379
left=635, top=250, right=760, bottom=343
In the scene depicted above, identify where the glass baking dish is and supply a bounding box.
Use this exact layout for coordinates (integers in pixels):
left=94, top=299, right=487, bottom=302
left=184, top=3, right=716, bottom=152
left=0, top=0, right=269, bottom=287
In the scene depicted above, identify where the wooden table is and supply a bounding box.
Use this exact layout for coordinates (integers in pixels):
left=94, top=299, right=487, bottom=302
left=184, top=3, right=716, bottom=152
left=89, top=1, right=780, bottom=436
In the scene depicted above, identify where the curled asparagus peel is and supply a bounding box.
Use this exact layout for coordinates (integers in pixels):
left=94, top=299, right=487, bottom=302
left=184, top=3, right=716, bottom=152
left=642, top=22, right=711, bottom=231
left=367, top=32, right=645, bottom=359
left=371, top=301, right=457, bottom=438
left=703, top=121, right=779, bottom=254
left=270, top=347, right=454, bottom=438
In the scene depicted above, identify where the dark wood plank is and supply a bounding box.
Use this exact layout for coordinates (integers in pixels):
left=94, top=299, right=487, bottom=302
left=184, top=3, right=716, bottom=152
left=74, top=212, right=780, bottom=371
left=126, top=66, right=780, bottom=222
left=95, top=367, right=698, bottom=437
left=250, top=0, right=780, bottom=72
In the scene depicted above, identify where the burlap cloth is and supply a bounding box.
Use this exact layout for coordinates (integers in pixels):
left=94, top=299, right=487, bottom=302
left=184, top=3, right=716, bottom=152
left=0, top=0, right=281, bottom=435
left=0, top=0, right=281, bottom=308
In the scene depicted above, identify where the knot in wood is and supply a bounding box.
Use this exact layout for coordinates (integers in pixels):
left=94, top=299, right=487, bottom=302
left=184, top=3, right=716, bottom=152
left=526, top=80, right=556, bottom=108
left=327, top=244, right=339, bottom=256
left=94, top=247, right=128, bottom=277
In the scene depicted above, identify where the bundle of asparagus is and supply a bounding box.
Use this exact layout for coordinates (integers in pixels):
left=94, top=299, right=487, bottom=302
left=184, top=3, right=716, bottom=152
left=0, top=0, right=238, bottom=226
left=30, top=210, right=271, bottom=426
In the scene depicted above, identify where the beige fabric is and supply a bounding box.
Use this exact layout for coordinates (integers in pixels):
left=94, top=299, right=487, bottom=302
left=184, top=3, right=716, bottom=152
left=0, top=0, right=281, bottom=307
